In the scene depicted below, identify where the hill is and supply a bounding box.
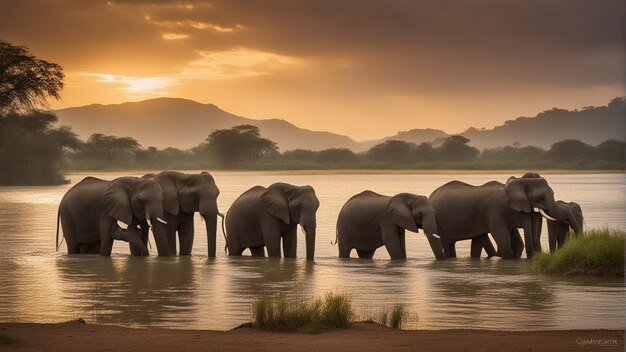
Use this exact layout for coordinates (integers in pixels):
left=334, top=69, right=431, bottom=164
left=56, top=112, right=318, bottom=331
left=55, top=98, right=360, bottom=151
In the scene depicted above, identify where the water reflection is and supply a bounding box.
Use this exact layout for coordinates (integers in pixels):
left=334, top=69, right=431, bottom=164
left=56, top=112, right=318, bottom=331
left=54, top=256, right=197, bottom=327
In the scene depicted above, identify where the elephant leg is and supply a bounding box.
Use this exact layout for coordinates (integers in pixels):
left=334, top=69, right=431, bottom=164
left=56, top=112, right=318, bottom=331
left=60, top=212, right=79, bottom=254
left=79, top=242, right=100, bottom=254
left=382, top=225, right=405, bottom=260
left=282, top=227, right=297, bottom=258
left=470, top=236, right=484, bottom=258
left=356, top=249, right=376, bottom=259
left=128, top=226, right=149, bottom=256
left=338, top=241, right=352, bottom=258
left=98, top=214, right=115, bottom=256
left=483, top=235, right=497, bottom=257
left=511, top=229, right=524, bottom=259
left=491, top=226, right=513, bottom=259
left=261, top=221, right=282, bottom=258
left=178, top=220, right=194, bottom=256
left=443, top=240, right=457, bottom=258
left=250, top=246, right=265, bottom=257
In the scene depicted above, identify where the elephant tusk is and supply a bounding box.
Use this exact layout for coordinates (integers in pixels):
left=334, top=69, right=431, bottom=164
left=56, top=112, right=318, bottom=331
left=538, top=208, right=558, bottom=221
left=146, top=218, right=153, bottom=228
left=117, top=220, right=129, bottom=229
left=200, top=215, right=205, bottom=223
left=432, top=233, right=441, bottom=239
left=156, top=217, right=167, bottom=225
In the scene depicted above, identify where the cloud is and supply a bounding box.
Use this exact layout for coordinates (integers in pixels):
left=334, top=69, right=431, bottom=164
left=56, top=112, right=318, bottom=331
left=81, top=73, right=175, bottom=94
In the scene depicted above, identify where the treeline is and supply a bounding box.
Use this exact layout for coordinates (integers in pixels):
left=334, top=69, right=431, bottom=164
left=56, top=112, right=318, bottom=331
left=64, top=124, right=626, bottom=171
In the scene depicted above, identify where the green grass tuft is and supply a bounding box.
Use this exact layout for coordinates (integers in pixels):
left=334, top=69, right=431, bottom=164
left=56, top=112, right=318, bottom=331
left=389, top=304, right=407, bottom=329
left=532, top=227, right=625, bottom=276
left=253, top=291, right=354, bottom=333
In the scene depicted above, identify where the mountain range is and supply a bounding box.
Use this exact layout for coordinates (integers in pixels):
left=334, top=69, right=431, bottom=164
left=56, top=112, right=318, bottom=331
left=55, top=97, right=625, bottom=152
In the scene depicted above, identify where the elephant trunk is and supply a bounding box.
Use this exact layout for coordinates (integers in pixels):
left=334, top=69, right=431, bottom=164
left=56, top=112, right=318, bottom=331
left=303, top=220, right=316, bottom=260
left=127, top=227, right=149, bottom=256
left=200, top=200, right=219, bottom=258
left=422, top=212, right=445, bottom=260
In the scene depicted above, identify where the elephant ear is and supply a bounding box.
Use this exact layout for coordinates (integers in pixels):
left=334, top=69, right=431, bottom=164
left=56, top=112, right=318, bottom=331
left=260, top=188, right=290, bottom=224
left=153, top=173, right=180, bottom=215
left=504, top=177, right=532, bottom=213
left=103, top=178, right=134, bottom=226
left=387, top=194, right=419, bottom=232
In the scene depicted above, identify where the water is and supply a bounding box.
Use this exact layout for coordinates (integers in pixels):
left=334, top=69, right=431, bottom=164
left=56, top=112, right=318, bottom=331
left=0, top=172, right=624, bottom=330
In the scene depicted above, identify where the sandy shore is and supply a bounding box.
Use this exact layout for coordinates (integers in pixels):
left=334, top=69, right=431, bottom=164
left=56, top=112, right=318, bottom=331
left=0, top=321, right=623, bottom=352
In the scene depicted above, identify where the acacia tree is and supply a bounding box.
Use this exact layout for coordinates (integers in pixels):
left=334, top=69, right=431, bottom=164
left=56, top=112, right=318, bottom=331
left=0, top=40, right=64, bottom=114
left=196, top=125, right=278, bottom=166
left=0, top=112, right=79, bottom=184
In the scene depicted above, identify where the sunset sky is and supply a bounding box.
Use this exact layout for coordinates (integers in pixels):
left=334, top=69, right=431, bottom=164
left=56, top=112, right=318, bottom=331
left=0, top=0, right=623, bottom=140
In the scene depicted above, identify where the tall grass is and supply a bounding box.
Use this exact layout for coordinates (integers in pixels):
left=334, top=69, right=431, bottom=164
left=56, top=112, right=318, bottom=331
left=253, top=291, right=354, bottom=333
left=371, top=303, right=412, bottom=329
left=532, top=227, right=625, bottom=276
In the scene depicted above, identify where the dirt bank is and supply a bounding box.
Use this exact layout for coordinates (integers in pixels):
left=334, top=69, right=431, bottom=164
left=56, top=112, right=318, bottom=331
left=0, top=321, right=623, bottom=352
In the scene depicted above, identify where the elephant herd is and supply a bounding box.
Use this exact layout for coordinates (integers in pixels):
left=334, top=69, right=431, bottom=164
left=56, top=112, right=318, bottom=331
left=56, top=171, right=583, bottom=261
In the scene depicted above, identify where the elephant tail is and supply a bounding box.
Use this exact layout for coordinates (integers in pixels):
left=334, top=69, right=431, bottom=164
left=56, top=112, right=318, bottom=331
left=55, top=207, right=62, bottom=251
left=218, top=212, right=228, bottom=254
left=331, top=226, right=338, bottom=246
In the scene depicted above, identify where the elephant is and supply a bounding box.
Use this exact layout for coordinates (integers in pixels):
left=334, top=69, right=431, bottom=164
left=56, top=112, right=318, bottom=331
left=142, top=171, right=221, bottom=257
left=429, top=176, right=562, bottom=259
left=56, top=176, right=169, bottom=256
left=335, top=191, right=445, bottom=259
left=225, top=182, right=319, bottom=260
left=547, top=200, right=583, bottom=252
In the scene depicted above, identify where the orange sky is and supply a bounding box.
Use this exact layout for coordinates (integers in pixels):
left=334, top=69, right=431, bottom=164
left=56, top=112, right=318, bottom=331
left=0, top=0, right=623, bottom=140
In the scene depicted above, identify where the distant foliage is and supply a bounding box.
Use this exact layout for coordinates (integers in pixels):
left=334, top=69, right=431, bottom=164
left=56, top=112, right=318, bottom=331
left=195, top=124, right=278, bottom=166
left=0, top=40, right=64, bottom=114
left=0, top=112, right=79, bottom=185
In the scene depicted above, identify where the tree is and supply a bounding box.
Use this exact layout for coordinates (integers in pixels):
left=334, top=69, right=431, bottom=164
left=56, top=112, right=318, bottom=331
left=436, top=135, right=479, bottom=162
left=196, top=125, right=278, bottom=166
left=547, top=139, right=594, bottom=163
left=0, top=111, right=80, bottom=184
left=366, top=140, right=416, bottom=163
left=595, top=139, right=626, bottom=163
left=73, top=133, right=141, bottom=168
left=315, top=148, right=359, bottom=163
left=0, top=40, right=64, bottom=114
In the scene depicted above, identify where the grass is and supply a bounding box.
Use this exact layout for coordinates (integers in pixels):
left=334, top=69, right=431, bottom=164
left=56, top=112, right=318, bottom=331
left=532, top=227, right=625, bottom=276
left=253, top=292, right=416, bottom=333
left=372, top=303, right=412, bottom=329
left=253, top=291, right=354, bottom=333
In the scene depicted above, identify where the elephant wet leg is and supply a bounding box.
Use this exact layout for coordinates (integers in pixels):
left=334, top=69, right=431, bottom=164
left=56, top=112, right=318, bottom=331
left=282, top=227, right=297, bottom=258
left=262, top=221, right=283, bottom=258
left=129, top=227, right=149, bottom=256
left=382, top=225, right=405, bottom=259
left=338, top=241, right=352, bottom=258
left=60, top=212, right=79, bottom=254
left=178, top=220, right=194, bottom=255
left=492, top=226, right=513, bottom=259
left=79, top=242, right=100, bottom=254
left=511, top=229, right=524, bottom=259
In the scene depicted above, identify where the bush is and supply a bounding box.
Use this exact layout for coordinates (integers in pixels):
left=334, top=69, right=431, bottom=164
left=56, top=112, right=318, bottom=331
left=532, top=227, right=625, bottom=276
left=253, top=291, right=354, bottom=333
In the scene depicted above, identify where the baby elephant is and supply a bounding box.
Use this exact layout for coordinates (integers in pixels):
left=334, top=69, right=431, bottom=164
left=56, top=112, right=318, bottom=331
left=225, top=182, right=319, bottom=260
left=336, top=191, right=445, bottom=259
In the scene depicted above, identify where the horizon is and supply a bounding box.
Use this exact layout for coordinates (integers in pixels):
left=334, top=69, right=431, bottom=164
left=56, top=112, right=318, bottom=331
left=1, top=0, right=623, bottom=140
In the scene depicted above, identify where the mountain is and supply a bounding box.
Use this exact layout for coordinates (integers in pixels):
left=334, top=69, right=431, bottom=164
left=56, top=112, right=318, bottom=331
left=459, top=98, right=625, bottom=149
left=55, top=97, right=625, bottom=152
left=55, top=98, right=360, bottom=151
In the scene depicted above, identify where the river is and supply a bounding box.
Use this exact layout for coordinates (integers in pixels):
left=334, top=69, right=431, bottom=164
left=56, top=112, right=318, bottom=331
left=0, top=172, right=624, bottom=330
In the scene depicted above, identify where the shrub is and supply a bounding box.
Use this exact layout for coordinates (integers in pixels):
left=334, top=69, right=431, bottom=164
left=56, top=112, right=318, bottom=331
left=532, top=227, right=625, bottom=276
left=253, top=291, right=354, bottom=333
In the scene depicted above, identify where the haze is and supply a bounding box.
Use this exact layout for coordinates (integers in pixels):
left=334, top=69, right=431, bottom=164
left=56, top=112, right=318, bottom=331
left=0, top=0, right=623, bottom=140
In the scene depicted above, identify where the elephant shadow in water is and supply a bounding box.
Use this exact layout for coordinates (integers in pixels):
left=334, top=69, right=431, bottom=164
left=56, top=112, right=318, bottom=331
left=54, top=256, right=197, bottom=326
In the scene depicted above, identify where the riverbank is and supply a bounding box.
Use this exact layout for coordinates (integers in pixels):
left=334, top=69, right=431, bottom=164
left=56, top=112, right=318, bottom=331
left=0, top=321, right=623, bottom=352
